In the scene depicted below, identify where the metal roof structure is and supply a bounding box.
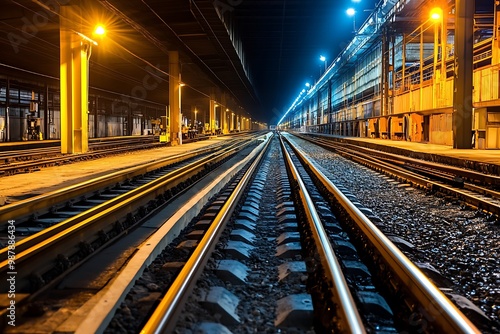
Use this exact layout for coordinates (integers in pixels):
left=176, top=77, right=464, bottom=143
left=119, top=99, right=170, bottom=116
left=0, top=0, right=494, bottom=121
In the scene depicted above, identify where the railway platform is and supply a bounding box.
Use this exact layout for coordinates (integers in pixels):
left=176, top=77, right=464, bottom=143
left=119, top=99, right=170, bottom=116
left=0, top=136, right=232, bottom=205
left=308, top=133, right=500, bottom=175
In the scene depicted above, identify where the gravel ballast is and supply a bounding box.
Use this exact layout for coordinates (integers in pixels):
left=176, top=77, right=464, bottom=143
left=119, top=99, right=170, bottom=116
left=286, top=134, right=499, bottom=332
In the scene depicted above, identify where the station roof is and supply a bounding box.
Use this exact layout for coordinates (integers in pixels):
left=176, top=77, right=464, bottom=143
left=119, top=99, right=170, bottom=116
left=0, top=0, right=495, bottom=122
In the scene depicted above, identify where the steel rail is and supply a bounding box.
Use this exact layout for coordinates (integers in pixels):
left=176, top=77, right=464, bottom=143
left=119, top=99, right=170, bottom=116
left=0, top=147, right=60, bottom=163
left=0, top=137, right=157, bottom=163
left=306, top=134, right=500, bottom=186
left=0, top=143, right=161, bottom=175
left=0, top=139, right=253, bottom=292
left=0, top=137, right=168, bottom=176
left=284, top=135, right=481, bottom=334
left=0, top=142, right=228, bottom=225
left=428, top=181, right=500, bottom=215
left=140, top=133, right=272, bottom=334
left=330, top=142, right=432, bottom=188
left=280, top=136, right=366, bottom=333
left=464, top=182, right=500, bottom=199
left=297, top=135, right=500, bottom=216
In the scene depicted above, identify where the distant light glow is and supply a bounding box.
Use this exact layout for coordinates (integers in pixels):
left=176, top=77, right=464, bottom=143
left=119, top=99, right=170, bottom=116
left=352, top=0, right=361, bottom=2
left=346, top=8, right=356, bottom=16
left=320, top=55, right=326, bottom=62
left=305, top=82, right=310, bottom=87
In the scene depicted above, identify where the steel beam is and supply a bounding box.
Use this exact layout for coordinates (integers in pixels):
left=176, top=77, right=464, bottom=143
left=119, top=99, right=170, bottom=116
left=60, top=5, right=89, bottom=154
left=453, top=0, right=474, bottom=149
left=169, top=51, right=181, bottom=145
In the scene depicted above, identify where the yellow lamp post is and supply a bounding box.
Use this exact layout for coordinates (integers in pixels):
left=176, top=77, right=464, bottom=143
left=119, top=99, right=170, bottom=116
left=60, top=4, right=105, bottom=154
left=430, top=7, right=443, bottom=108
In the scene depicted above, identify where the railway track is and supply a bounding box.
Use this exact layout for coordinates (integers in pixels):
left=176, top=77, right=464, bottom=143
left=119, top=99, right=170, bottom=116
left=0, top=135, right=261, bottom=307
left=0, top=136, right=165, bottom=176
left=0, top=134, right=254, bottom=177
left=281, top=134, right=482, bottom=333
left=2, top=133, right=486, bottom=333
left=0, top=138, right=233, bottom=226
left=1, top=132, right=270, bottom=332
left=137, top=134, right=480, bottom=333
left=297, top=133, right=500, bottom=218
left=81, top=135, right=485, bottom=332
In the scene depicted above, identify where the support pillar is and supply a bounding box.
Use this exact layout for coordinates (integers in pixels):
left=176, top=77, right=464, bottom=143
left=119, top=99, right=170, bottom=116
left=223, top=109, right=229, bottom=134
left=60, top=5, right=90, bottom=154
left=402, top=33, right=406, bottom=92
left=94, top=97, right=99, bottom=138
left=169, top=51, right=181, bottom=145
left=126, top=103, right=134, bottom=136
left=230, top=111, right=234, bottom=132
left=225, top=110, right=230, bottom=133
left=419, top=25, right=424, bottom=111
left=328, top=80, right=332, bottom=124
left=494, top=4, right=500, bottom=63
left=441, top=9, right=447, bottom=80
left=453, top=0, right=474, bottom=148
left=432, top=19, right=438, bottom=109
left=44, top=84, right=49, bottom=140
left=382, top=28, right=389, bottom=116
left=220, top=93, right=227, bottom=134
left=209, top=97, right=216, bottom=135
left=6, top=79, right=10, bottom=142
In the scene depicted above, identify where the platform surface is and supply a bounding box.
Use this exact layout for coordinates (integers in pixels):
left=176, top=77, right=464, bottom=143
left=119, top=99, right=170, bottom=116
left=309, top=133, right=500, bottom=173
left=0, top=137, right=231, bottom=203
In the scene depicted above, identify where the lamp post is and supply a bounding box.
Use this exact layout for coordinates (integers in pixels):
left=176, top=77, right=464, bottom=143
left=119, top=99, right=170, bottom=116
left=320, top=55, right=327, bottom=71
left=225, top=108, right=229, bottom=134
left=60, top=5, right=106, bottom=154
left=430, top=7, right=442, bottom=109
left=213, top=103, right=218, bottom=135
left=179, top=81, right=185, bottom=144
left=346, top=8, right=356, bottom=33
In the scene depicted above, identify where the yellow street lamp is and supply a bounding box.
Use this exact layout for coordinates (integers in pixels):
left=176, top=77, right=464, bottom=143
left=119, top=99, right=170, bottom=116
left=93, top=24, right=106, bottom=37
left=430, top=7, right=443, bottom=108
left=430, top=7, right=443, bottom=21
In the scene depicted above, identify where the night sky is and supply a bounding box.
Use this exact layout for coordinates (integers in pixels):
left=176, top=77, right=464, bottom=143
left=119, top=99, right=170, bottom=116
left=233, top=0, right=377, bottom=124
